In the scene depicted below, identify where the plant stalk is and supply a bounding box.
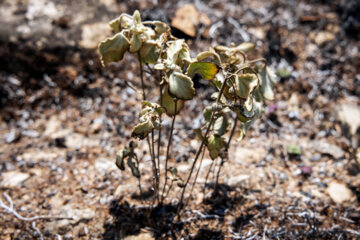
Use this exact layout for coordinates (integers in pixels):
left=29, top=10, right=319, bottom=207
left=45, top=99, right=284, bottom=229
left=137, top=52, right=159, bottom=205
left=157, top=76, right=163, bottom=188
left=151, top=129, right=159, bottom=203
left=185, top=148, right=206, bottom=207
left=176, top=75, right=228, bottom=218
left=160, top=98, right=177, bottom=203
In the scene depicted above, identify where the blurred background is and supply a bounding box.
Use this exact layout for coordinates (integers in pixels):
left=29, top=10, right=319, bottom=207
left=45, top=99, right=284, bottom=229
left=0, top=0, right=359, bottom=239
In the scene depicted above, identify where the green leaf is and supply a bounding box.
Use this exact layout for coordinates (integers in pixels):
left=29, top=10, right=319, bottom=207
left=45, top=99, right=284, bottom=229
left=193, top=128, right=204, bottom=141
left=203, top=106, right=213, bottom=123
left=236, top=110, right=253, bottom=123
left=214, top=115, right=228, bottom=136
left=235, top=73, right=258, bottom=99
left=133, top=10, right=142, bottom=25
left=140, top=41, right=158, bottom=64
left=287, top=144, right=302, bottom=155
left=109, top=14, right=133, bottom=33
left=129, top=33, right=142, bottom=52
left=161, top=86, right=184, bottom=115
left=207, top=134, right=225, bottom=159
left=168, top=167, right=184, bottom=187
left=131, top=119, right=154, bottom=139
left=99, top=32, right=130, bottom=66
left=186, top=62, right=219, bottom=80
left=168, top=72, right=195, bottom=100
left=257, top=65, right=277, bottom=100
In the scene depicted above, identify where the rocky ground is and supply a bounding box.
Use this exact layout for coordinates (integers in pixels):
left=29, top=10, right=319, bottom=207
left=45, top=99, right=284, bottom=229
left=0, top=0, right=359, bottom=239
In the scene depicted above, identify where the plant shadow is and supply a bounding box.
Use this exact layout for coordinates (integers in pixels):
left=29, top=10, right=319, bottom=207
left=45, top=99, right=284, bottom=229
left=102, top=199, right=181, bottom=240
left=202, top=183, right=246, bottom=218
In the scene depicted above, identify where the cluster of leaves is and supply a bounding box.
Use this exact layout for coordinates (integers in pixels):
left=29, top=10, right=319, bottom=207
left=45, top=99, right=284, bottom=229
left=99, top=10, right=277, bottom=212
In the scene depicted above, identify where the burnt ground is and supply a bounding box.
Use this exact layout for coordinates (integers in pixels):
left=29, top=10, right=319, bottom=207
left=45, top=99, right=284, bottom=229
left=0, top=0, right=360, bottom=239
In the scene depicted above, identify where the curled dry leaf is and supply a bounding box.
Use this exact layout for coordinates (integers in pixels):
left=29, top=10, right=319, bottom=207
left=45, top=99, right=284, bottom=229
left=98, top=32, right=130, bottom=66
left=186, top=62, right=219, bottom=80
left=161, top=86, right=184, bottom=116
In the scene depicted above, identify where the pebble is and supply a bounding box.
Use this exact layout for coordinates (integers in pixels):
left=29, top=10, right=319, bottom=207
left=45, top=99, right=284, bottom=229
left=78, top=226, right=88, bottom=237
left=5, top=129, right=21, bottom=143
left=0, top=171, right=30, bottom=187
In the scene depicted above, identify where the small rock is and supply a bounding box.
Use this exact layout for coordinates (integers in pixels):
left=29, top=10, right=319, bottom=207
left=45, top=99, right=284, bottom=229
left=5, top=129, right=21, bottom=143
left=124, top=231, right=154, bottom=240
left=95, top=158, right=117, bottom=173
left=177, top=164, right=191, bottom=173
left=327, top=182, right=354, bottom=204
left=22, top=130, right=39, bottom=138
left=45, top=205, right=95, bottom=234
left=80, top=22, right=111, bottom=49
left=1, top=171, right=30, bottom=187
left=226, top=175, right=250, bottom=188
left=44, top=116, right=62, bottom=137
left=310, top=154, right=321, bottom=162
left=171, top=4, right=211, bottom=37
left=312, top=140, right=345, bottom=159
left=78, top=226, right=88, bottom=237
left=336, top=102, right=360, bottom=148
left=310, top=31, right=335, bottom=46
left=63, top=233, right=73, bottom=240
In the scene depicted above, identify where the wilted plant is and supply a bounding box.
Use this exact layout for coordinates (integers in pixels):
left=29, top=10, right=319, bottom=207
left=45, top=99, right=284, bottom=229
left=99, top=10, right=277, bottom=218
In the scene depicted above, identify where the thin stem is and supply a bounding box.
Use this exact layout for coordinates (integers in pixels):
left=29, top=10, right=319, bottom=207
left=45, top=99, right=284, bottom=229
left=160, top=98, right=177, bottom=203
left=227, top=116, right=238, bottom=148
left=137, top=52, right=146, bottom=100
left=157, top=76, right=163, bottom=189
left=164, top=180, right=174, bottom=200
left=137, top=53, right=158, bottom=205
left=176, top=75, right=228, bottom=218
left=151, top=129, right=159, bottom=203
left=185, top=148, right=206, bottom=207
left=214, top=116, right=238, bottom=192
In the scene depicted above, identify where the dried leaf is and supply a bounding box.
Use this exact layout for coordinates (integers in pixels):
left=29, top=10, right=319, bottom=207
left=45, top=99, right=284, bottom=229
left=203, top=106, right=213, bottom=123
left=109, top=14, right=133, bottom=33
left=129, top=33, right=142, bottom=52
left=127, top=154, right=140, bottom=178
left=207, top=134, right=226, bottom=159
left=161, top=86, right=184, bottom=115
left=236, top=42, right=255, bottom=53
left=186, top=62, right=218, bottom=80
left=236, top=73, right=258, bottom=99
left=214, top=115, right=228, bottom=136
left=99, top=32, right=130, bottom=66
left=131, top=119, right=154, bottom=139
left=193, top=128, right=204, bottom=141
left=168, top=71, right=195, bottom=100
left=257, top=65, right=277, bottom=100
